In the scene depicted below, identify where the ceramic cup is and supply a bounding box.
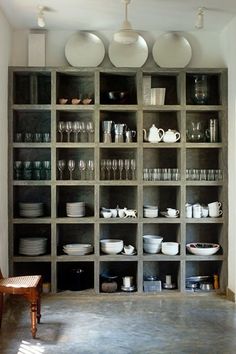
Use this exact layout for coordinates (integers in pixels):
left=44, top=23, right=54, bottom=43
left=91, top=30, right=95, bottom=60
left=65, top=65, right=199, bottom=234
left=201, top=206, right=209, bottom=218
left=167, top=208, right=179, bottom=217
left=185, top=203, right=193, bottom=218
left=208, top=201, right=222, bottom=217
left=122, top=276, right=133, bottom=288
left=151, top=88, right=166, bottom=105
left=110, top=209, right=118, bottom=218
left=118, top=209, right=125, bottom=218
left=193, top=203, right=202, bottom=218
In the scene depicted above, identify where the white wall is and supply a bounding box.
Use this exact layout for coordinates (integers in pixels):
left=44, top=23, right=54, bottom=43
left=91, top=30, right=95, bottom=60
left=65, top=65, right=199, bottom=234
left=0, top=9, right=12, bottom=276
left=221, top=19, right=236, bottom=299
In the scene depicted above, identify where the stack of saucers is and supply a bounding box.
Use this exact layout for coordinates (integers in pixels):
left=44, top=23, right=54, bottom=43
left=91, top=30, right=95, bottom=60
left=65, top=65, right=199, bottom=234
left=19, top=237, right=47, bottom=255
left=143, top=205, right=158, bottom=218
left=19, top=202, right=44, bottom=218
left=66, top=202, right=85, bottom=217
left=63, top=243, right=93, bottom=255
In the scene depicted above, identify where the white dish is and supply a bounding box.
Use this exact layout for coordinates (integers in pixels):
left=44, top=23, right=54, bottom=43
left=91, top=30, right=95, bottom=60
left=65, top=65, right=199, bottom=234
left=65, top=32, right=105, bottom=67
left=160, top=212, right=178, bottom=218
left=108, top=35, right=148, bottom=68
left=67, top=214, right=85, bottom=218
left=121, top=251, right=136, bottom=256
left=186, top=243, right=220, bottom=256
left=152, top=32, right=192, bottom=68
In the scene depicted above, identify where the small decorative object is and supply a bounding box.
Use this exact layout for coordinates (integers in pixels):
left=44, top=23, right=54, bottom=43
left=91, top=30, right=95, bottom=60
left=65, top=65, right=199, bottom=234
left=192, top=74, right=208, bottom=104
left=123, top=208, right=137, bottom=218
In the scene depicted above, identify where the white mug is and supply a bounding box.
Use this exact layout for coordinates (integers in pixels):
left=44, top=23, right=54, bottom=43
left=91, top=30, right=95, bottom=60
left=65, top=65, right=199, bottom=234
left=118, top=208, right=125, bottom=218
left=193, top=203, right=202, bottom=218
left=208, top=201, right=222, bottom=217
left=201, top=206, right=209, bottom=218
left=123, top=276, right=133, bottom=288
left=185, top=203, right=192, bottom=218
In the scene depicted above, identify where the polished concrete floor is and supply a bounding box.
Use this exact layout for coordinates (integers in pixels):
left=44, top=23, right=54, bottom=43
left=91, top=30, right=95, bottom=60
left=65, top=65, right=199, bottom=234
left=0, top=292, right=236, bottom=354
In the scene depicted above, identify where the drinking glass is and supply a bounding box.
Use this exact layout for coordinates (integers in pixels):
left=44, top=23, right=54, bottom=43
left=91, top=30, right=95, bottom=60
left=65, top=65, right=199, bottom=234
left=112, top=159, right=118, bottom=180
left=65, top=121, right=73, bottom=142
left=118, top=159, right=124, bottom=180
left=23, top=161, right=32, bottom=180
left=57, top=159, right=66, bottom=180
left=79, top=159, right=86, bottom=180
left=86, top=121, right=94, bottom=142
left=106, top=159, right=112, bottom=180
left=58, top=121, right=65, bottom=142
left=72, top=121, right=80, bottom=142
left=87, top=160, right=94, bottom=180
left=14, top=161, right=22, bottom=180
left=32, top=161, right=42, bottom=180
left=100, top=159, right=106, bottom=180
left=79, top=122, right=86, bottom=142
left=68, top=159, right=75, bottom=180
left=130, top=159, right=136, bottom=180
left=42, top=161, right=51, bottom=180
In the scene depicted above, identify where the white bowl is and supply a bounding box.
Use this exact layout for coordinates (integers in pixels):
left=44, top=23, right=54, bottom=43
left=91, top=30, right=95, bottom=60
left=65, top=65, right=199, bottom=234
left=161, top=242, right=179, bottom=255
left=123, top=245, right=135, bottom=255
left=101, top=211, right=112, bottom=218
left=143, top=243, right=161, bottom=254
left=100, top=239, right=124, bottom=254
left=143, top=235, right=163, bottom=244
left=186, top=243, right=220, bottom=256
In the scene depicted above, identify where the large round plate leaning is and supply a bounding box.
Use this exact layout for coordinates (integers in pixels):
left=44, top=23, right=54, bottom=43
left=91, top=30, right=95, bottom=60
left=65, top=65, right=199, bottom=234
left=65, top=32, right=105, bottom=67
left=108, top=35, right=148, bottom=68
left=152, top=32, right=192, bottom=68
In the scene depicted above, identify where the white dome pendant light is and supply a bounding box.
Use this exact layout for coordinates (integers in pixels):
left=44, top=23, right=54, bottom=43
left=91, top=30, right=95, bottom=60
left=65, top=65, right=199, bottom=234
left=113, top=0, right=139, bottom=45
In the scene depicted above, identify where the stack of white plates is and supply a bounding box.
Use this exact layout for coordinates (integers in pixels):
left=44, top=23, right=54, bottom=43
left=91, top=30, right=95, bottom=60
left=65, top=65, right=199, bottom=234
left=143, top=205, right=158, bottom=218
left=19, top=202, right=44, bottom=218
left=63, top=243, right=93, bottom=255
left=19, top=237, right=47, bottom=256
left=66, top=202, right=85, bottom=217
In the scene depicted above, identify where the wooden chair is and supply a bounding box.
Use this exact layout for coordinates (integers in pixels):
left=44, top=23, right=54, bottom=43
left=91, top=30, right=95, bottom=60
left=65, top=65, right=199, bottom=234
left=0, top=269, right=42, bottom=338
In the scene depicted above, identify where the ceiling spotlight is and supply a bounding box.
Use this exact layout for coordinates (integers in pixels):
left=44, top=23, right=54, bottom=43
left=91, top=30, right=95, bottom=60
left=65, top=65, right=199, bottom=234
left=195, top=7, right=204, bottom=29
left=113, top=0, right=139, bottom=45
left=37, top=6, right=45, bottom=28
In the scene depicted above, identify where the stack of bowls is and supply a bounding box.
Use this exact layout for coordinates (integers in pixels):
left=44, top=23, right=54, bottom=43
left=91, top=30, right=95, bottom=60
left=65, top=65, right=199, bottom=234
left=143, top=235, right=163, bottom=254
left=66, top=202, right=85, bottom=217
left=161, top=242, right=179, bottom=255
left=100, top=239, right=124, bottom=254
left=143, top=205, right=158, bottom=218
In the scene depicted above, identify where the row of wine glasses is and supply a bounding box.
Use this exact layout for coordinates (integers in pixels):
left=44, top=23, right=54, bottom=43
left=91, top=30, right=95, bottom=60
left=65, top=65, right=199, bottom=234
left=100, top=159, right=136, bottom=180
left=57, top=159, right=94, bottom=180
left=58, top=121, right=94, bottom=143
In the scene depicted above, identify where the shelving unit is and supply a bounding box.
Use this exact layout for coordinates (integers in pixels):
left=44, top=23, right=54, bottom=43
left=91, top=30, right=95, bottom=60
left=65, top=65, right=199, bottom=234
left=8, top=67, right=228, bottom=295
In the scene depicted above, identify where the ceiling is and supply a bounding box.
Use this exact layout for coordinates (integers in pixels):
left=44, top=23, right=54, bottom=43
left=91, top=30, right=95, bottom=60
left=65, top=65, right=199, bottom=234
left=0, top=0, right=236, bottom=32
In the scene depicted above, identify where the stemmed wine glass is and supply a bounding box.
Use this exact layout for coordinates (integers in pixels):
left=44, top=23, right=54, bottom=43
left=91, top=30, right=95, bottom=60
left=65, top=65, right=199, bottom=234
left=118, top=159, right=124, bottom=180
left=112, top=159, right=118, bottom=180
left=72, top=121, right=80, bottom=142
left=87, top=160, right=94, bottom=180
left=124, top=159, right=130, bottom=180
left=78, top=159, right=86, bottom=180
left=86, top=121, right=94, bottom=142
left=106, top=159, right=112, bottom=180
left=68, top=159, right=75, bottom=180
left=65, top=121, right=72, bottom=142
left=130, top=159, right=136, bottom=180
left=79, top=122, right=86, bottom=142
left=58, top=121, right=65, bottom=142
left=100, top=159, right=106, bottom=180
left=57, top=159, right=66, bottom=180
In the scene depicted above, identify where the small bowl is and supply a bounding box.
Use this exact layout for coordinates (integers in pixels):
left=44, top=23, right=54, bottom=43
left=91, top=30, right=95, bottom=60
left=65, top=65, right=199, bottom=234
left=82, top=98, right=92, bottom=105
left=71, top=98, right=81, bottom=105
left=186, top=243, right=220, bottom=256
left=101, top=211, right=112, bottom=218
left=123, top=245, right=135, bottom=255
left=108, top=91, right=128, bottom=103
left=59, top=98, right=68, bottom=104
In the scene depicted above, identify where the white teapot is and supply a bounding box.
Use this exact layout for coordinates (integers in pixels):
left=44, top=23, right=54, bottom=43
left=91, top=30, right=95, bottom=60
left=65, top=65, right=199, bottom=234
left=163, top=129, right=180, bottom=143
left=143, top=124, right=164, bottom=143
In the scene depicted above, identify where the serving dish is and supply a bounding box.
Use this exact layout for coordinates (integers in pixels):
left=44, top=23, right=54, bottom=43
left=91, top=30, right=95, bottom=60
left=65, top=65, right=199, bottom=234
left=65, top=31, right=105, bottom=67
left=186, top=243, right=220, bottom=256
left=152, top=32, right=192, bottom=68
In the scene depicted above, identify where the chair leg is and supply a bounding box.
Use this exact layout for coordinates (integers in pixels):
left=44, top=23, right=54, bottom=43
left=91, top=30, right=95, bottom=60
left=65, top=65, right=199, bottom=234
left=37, top=296, right=41, bottom=324
left=30, top=302, right=37, bottom=339
left=0, top=293, right=3, bottom=328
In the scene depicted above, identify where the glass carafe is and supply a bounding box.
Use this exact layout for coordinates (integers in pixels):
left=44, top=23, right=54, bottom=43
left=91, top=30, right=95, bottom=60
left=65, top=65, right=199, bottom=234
left=192, top=74, right=208, bottom=104
left=187, top=121, right=205, bottom=142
